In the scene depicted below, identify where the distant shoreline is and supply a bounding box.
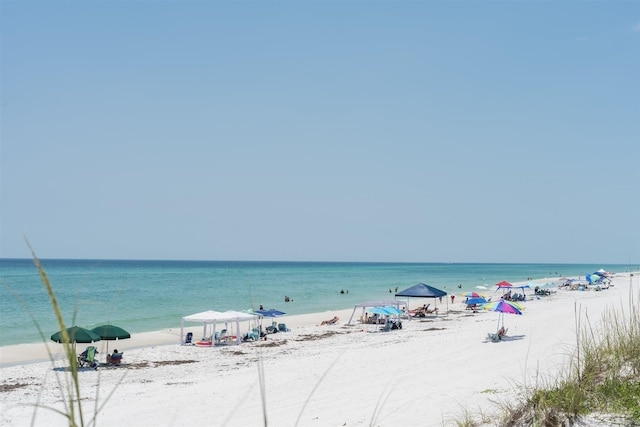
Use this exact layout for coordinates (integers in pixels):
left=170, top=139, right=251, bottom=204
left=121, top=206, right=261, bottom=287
left=3, top=271, right=635, bottom=367
left=1, top=260, right=635, bottom=348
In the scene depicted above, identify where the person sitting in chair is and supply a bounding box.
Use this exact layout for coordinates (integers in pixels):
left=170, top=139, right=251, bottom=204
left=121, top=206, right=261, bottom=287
left=108, top=349, right=123, bottom=365
left=498, top=326, right=507, bottom=339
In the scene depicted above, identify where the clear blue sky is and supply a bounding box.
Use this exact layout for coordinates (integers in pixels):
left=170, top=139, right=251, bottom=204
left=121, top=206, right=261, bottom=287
left=1, top=1, right=638, bottom=263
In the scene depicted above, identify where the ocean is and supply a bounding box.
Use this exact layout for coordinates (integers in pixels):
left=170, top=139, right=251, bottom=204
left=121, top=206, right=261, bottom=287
left=0, top=259, right=635, bottom=347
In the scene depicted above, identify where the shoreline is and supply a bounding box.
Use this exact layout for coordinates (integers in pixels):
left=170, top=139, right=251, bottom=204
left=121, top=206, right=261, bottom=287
left=0, top=308, right=358, bottom=367
left=0, top=274, right=627, bottom=368
left=0, top=275, right=569, bottom=367
left=3, top=261, right=632, bottom=349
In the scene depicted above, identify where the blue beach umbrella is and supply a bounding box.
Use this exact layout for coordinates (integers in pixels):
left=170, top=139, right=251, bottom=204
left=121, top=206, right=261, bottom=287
left=255, top=308, right=287, bottom=334
left=465, top=297, right=487, bottom=305
left=254, top=309, right=286, bottom=317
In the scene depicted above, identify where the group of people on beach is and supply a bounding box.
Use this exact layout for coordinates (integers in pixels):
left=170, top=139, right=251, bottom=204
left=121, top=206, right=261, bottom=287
left=78, top=347, right=123, bottom=369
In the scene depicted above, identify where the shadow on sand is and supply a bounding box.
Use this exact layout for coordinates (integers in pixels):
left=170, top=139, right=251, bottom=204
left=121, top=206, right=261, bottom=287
left=485, top=334, right=526, bottom=343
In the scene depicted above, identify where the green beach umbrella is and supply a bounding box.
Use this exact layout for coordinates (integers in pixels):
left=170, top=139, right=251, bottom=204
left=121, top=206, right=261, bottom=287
left=51, top=326, right=102, bottom=344
left=91, top=324, right=131, bottom=355
left=51, top=326, right=101, bottom=352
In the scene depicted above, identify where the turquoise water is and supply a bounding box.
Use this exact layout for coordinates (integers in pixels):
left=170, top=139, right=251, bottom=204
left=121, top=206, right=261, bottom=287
left=0, top=259, right=635, bottom=347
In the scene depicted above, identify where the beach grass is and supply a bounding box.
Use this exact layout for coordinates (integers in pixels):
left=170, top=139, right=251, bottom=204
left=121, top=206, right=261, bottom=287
left=29, top=245, right=90, bottom=427
left=498, top=280, right=640, bottom=426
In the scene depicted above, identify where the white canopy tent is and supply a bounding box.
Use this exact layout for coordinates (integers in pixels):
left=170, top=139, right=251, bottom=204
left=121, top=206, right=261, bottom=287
left=180, top=310, right=259, bottom=346
left=347, top=300, right=405, bottom=325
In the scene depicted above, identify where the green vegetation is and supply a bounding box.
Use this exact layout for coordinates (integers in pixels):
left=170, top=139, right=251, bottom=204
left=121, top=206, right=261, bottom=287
left=28, top=246, right=126, bottom=427
left=29, top=246, right=88, bottom=426
left=447, top=406, right=491, bottom=427
left=501, top=283, right=640, bottom=426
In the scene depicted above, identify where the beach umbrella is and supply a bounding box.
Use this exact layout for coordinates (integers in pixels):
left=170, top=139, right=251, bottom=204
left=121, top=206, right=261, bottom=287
left=51, top=326, right=101, bottom=352
left=465, top=297, right=487, bottom=305
left=254, top=309, right=287, bottom=334
left=91, top=324, right=131, bottom=355
left=483, top=299, right=524, bottom=313
left=254, top=309, right=286, bottom=317
left=482, top=300, right=523, bottom=332
left=495, top=281, right=512, bottom=288
left=461, top=292, right=483, bottom=298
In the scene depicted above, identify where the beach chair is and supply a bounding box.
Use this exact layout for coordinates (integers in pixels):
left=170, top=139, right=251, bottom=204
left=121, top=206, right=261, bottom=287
left=107, top=351, right=123, bottom=365
left=266, top=321, right=278, bottom=334
left=488, top=333, right=500, bottom=342
left=78, top=346, right=98, bottom=369
left=184, top=332, right=194, bottom=345
left=487, top=327, right=508, bottom=342
left=243, top=328, right=260, bottom=342
left=278, top=323, right=290, bottom=332
left=321, top=316, right=339, bottom=325
left=216, top=329, right=228, bottom=343
left=409, top=304, right=430, bottom=318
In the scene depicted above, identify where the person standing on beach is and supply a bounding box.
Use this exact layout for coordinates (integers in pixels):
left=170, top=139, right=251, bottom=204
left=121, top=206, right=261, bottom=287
left=451, top=295, right=455, bottom=304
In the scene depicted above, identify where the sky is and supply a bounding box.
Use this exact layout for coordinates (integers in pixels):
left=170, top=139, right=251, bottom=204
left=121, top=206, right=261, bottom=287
left=1, top=1, right=638, bottom=264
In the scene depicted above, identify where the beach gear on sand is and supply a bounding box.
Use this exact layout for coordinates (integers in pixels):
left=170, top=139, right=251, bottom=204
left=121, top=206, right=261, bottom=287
left=91, top=324, right=131, bottom=357
left=483, top=300, right=523, bottom=342
left=78, top=345, right=99, bottom=368
left=107, top=350, right=124, bottom=365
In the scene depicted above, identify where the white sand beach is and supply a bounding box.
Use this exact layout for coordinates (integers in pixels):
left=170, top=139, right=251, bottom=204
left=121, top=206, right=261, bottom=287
left=1, top=273, right=637, bottom=427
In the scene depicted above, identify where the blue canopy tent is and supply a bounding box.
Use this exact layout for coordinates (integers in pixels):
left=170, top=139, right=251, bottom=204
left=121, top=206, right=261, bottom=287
left=490, top=284, right=532, bottom=302
left=395, top=283, right=448, bottom=315
left=347, top=300, right=405, bottom=325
